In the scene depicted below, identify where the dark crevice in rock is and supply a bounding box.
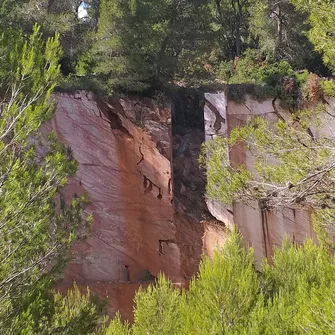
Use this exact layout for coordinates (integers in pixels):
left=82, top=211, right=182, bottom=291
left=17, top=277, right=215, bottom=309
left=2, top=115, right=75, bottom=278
left=137, top=144, right=144, bottom=165
left=96, top=100, right=133, bottom=139
left=171, top=88, right=206, bottom=220
left=171, top=88, right=205, bottom=134
left=226, top=208, right=234, bottom=215
left=206, top=99, right=226, bottom=132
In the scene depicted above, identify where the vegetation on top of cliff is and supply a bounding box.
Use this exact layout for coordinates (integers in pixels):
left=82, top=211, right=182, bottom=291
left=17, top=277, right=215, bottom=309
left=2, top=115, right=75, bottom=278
left=1, top=0, right=333, bottom=97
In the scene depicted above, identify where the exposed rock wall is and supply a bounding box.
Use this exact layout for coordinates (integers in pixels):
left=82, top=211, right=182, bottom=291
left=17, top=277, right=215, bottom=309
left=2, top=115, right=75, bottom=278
left=204, top=92, right=318, bottom=263
left=48, top=88, right=326, bottom=320
left=47, top=91, right=226, bottom=320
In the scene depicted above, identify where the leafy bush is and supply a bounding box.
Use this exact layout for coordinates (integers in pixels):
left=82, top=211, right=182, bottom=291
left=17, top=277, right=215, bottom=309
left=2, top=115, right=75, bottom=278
left=104, top=232, right=335, bottom=335
left=221, top=50, right=313, bottom=108
left=320, top=79, right=335, bottom=97
left=57, top=74, right=108, bottom=96
left=219, top=50, right=295, bottom=86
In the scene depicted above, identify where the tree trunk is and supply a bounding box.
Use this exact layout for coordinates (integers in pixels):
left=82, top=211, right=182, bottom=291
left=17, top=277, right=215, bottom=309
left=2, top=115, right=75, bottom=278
left=277, top=4, right=283, bottom=48
left=236, top=0, right=243, bottom=56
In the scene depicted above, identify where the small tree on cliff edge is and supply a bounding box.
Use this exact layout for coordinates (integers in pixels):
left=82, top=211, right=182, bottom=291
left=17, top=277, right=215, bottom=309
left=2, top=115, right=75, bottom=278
left=0, top=25, right=106, bottom=333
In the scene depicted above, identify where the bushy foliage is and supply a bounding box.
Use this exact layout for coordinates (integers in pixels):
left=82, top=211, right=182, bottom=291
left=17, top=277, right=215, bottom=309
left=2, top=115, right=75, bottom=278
left=202, top=105, right=334, bottom=207
left=219, top=50, right=306, bottom=108
left=104, top=232, right=335, bottom=334
left=11, top=282, right=106, bottom=335
left=320, top=79, right=335, bottom=98
left=221, top=50, right=295, bottom=86
left=291, top=0, right=335, bottom=75
left=208, top=0, right=252, bottom=59
left=249, top=0, right=318, bottom=70
left=1, top=0, right=334, bottom=94
left=88, top=0, right=213, bottom=94
left=0, top=0, right=99, bottom=76
left=0, top=25, right=105, bottom=333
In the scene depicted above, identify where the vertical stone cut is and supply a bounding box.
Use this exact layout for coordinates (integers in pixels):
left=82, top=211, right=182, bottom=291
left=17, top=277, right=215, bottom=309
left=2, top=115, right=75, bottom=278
left=171, top=88, right=227, bottom=279
left=171, top=88, right=206, bottom=220
left=204, top=91, right=234, bottom=228
left=171, top=88, right=206, bottom=280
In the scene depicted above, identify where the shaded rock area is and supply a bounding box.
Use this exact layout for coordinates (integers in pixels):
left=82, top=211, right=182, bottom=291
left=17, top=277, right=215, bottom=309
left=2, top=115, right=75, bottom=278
left=171, top=88, right=228, bottom=280
left=46, top=91, right=226, bottom=321
left=171, top=88, right=207, bottom=221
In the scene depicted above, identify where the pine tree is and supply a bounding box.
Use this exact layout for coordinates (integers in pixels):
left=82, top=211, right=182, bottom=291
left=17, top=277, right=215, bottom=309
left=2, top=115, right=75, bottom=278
left=90, top=0, right=212, bottom=93
left=0, top=25, right=100, bottom=333
left=290, top=0, right=335, bottom=74
left=202, top=100, right=335, bottom=239
left=104, top=314, right=132, bottom=335
left=104, top=232, right=335, bottom=334
left=181, top=233, right=259, bottom=334
left=11, top=283, right=107, bottom=335
left=248, top=0, right=316, bottom=69
left=0, top=0, right=99, bottom=76
left=132, top=275, right=182, bottom=335
left=209, top=0, right=252, bottom=60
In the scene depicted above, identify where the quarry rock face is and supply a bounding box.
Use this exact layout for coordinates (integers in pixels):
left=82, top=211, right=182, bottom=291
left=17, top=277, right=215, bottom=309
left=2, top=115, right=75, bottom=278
left=204, top=93, right=318, bottom=263
left=50, top=89, right=324, bottom=320
left=47, top=91, right=226, bottom=320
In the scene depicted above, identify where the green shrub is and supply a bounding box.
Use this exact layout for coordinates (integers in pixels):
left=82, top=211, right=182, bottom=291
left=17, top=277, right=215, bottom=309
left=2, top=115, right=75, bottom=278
left=220, top=50, right=295, bottom=86
left=320, top=79, right=335, bottom=97
left=222, top=50, right=311, bottom=109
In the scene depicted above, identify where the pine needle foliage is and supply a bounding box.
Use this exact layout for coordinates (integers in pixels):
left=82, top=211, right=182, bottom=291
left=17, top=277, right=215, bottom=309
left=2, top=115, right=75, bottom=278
left=0, top=25, right=104, bottom=333
left=201, top=103, right=335, bottom=212
left=291, top=0, right=335, bottom=74
left=104, top=232, right=335, bottom=334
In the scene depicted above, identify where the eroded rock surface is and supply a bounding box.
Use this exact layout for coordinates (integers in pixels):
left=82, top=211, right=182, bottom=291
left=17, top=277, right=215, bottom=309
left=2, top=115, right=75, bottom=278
left=47, top=91, right=226, bottom=320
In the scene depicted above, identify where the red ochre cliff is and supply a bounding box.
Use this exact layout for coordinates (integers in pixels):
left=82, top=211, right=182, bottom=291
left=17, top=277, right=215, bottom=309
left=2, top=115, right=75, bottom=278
left=46, top=91, right=226, bottom=321
left=49, top=90, right=326, bottom=321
